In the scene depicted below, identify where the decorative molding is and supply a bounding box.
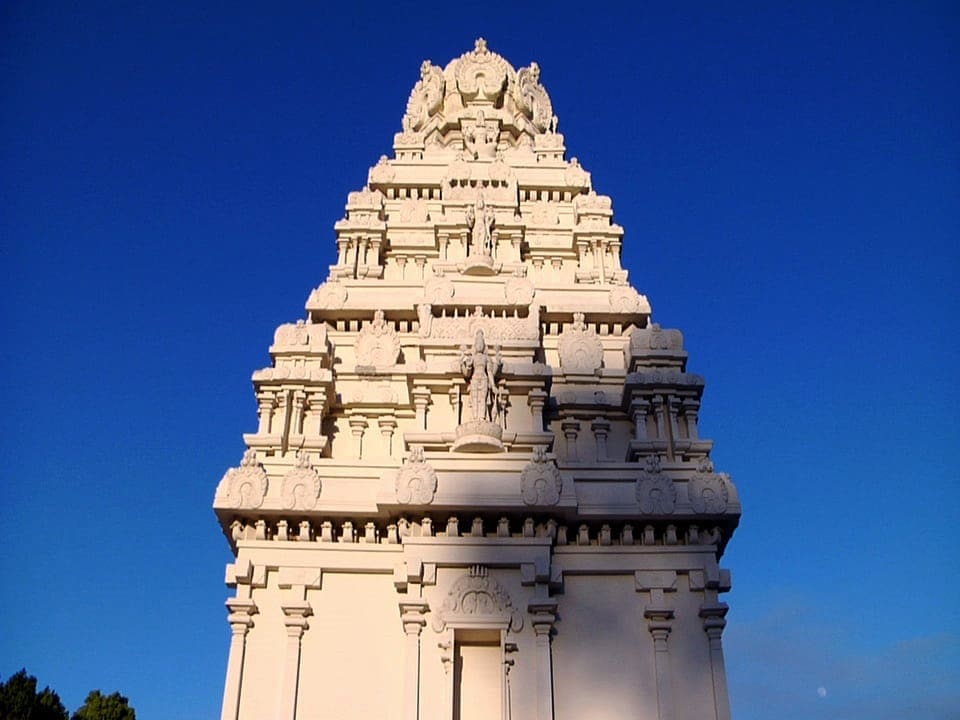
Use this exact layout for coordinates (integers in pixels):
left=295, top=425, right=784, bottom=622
left=636, top=454, right=676, bottom=514
left=520, top=447, right=562, bottom=506
left=355, top=309, right=401, bottom=367
left=431, top=566, right=523, bottom=633
left=557, top=312, right=603, bottom=373
left=307, top=281, right=348, bottom=310
left=215, top=449, right=268, bottom=509
left=689, top=457, right=730, bottom=514
left=281, top=452, right=321, bottom=510
left=395, top=446, right=438, bottom=505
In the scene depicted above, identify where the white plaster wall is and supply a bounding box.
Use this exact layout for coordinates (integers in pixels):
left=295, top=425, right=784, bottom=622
left=296, top=573, right=405, bottom=720
left=552, top=575, right=659, bottom=720
left=668, top=577, right=716, bottom=720
left=238, top=586, right=286, bottom=720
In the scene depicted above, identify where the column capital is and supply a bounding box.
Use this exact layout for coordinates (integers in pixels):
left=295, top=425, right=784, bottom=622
left=225, top=597, right=258, bottom=634
left=398, top=600, right=430, bottom=635
left=281, top=601, right=313, bottom=637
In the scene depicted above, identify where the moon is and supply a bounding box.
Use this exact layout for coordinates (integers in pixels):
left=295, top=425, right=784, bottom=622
left=817, top=686, right=827, bottom=698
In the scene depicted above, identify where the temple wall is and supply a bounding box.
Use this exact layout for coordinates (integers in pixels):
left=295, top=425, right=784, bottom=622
left=552, top=575, right=657, bottom=719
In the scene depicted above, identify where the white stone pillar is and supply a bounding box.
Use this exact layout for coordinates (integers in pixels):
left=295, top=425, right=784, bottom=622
left=645, top=602, right=675, bottom=720
left=348, top=415, right=368, bottom=459
left=256, top=391, right=277, bottom=435
left=221, top=598, right=257, bottom=720
left=561, top=419, right=580, bottom=462
left=591, top=417, right=610, bottom=461
left=631, top=398, right=650, bottom=441
left=412, top=387, right=431, bottom=430
left=700, top=602, right=731, bottom=720
left=682, top=398, right=700, bottom=441
left=527, top=389, right=547, bottom=432
left=528, top=600, right=558, bottom=720
left=279, top=602, right=312, bottom=720
left=636, top=573, right=678, bottom=720
left=399, top=602, right=429, bottom=720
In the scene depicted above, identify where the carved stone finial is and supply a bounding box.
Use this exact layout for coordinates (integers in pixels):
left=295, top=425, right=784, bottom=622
left=475, top=38, right=488, bottom=53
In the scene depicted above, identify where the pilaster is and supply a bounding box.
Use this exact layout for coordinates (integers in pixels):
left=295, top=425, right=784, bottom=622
left=279, top=601, right=312, bottom=720
left=220, top=597, right=257, bottom=720
left=399, top=601, right=429, bottom=720
left=700, top=602, right=731, bottom=720
left=528, top=599, right=558, bottom=720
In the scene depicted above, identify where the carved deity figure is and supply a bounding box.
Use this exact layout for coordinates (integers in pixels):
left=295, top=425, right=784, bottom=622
left=460, top=329, right=502, bottom=423
left=464, top=109, right=498, bottom=159
left=465, top=193, right=496, bottom=257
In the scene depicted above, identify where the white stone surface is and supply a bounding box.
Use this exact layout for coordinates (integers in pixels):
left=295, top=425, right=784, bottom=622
left=215, top=39, right=740, bottom=720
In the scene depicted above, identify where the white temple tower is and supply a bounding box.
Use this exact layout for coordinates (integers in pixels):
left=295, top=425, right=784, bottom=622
left=214, top=40, right=741, bottom=720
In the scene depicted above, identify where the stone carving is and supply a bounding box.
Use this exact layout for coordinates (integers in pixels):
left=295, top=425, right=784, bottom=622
left=215, top=449, right=268, bottom=509
left=636, top=454, right=676, bottom=514
left=455, top=39, right=509, bottom=105
left=689, top=457, right=729, bottom=514
left=308, top=281, right=348, bottom=310
left=368, top=155, right=395, bottom=184
left=460, top=329, right=502, bottom=424
left=564, top=158, right=590, bottom=188
left=465, top=193, right=496, bottom=258
left=281, top=452, right=321, bottom=510
left=630, top=323, right=684, bottom=351
left=398, top=197, right=429, bottom=224
left=609, top=286, right=651, bottom=314
left=503, top=277, right=534, bottom=305
left=402, top=60, right=444, bottom=132
left=349, top=382, right=396, bottom=404
left=488, top=151, right=513, bottom=184
left=272, top=319, right=328, bottom=351
left=530, top=200, right=559, bottom=226
left=557, top=312, right=603, bottom=373
left=355, top=310, right=400, bottom=367
left=454, top=329, right=504, bottom=452
left=424, top=277, right=455, bottom=304
left=464, top=109, right=499, bottom=160
left=520, top=448, right=562, bottom=506
left=395, top=446, right=438, bottom=505
left=425, top=305, right=540, bottom=342
left=431, top=566, right=523, bottom=632
left=514, top=62, right=553, bottom=132
left=417, top=303, right=432, bottom=337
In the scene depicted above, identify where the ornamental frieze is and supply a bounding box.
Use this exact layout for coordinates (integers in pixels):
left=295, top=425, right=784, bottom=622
left=395, top=446, right=438, bottom=505
left=215, top=448, right=268, bottom=509
left=636, top=454, right=676, bottom=514
left=431, top=565, right=523, bottom=633
left=520, top=448, right=562, bottom=506
left=281, top=452, right=321, bottom=511
left=688, top=457, right=730, bottom=514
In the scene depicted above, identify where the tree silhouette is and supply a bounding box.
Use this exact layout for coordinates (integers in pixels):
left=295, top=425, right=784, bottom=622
left=0, top=669, right=69, bottom=720
left=70, top=691, right=135, bottom=720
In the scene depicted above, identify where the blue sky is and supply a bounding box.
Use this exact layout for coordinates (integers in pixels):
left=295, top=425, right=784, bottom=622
left=1, top=2, right=957, bottom=718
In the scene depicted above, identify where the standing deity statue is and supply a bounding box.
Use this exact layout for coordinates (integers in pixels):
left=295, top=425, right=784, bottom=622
left=459, top=329, right=502, bottom=423
left=465, top=193, right=496, bottom=257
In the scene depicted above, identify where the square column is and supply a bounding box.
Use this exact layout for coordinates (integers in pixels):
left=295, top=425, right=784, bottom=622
left=399, top=601, right=429, bottom=720
left=220, top=598, right=257, bottom=720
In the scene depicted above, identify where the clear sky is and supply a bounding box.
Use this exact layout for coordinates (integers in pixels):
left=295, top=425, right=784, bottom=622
left=1, top=2, right=957, bottom=718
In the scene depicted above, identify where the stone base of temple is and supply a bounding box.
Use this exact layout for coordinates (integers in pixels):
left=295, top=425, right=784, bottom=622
left=451, top=421, right=504, bottom=452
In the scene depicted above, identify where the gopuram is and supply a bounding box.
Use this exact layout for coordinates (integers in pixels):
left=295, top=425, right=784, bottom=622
left=214, top=40, right=741, bottom=720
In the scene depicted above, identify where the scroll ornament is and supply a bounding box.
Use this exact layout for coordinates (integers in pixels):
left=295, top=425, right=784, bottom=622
left=557, top=312, right=603, bottom=373
left=636, top=454, right=676, bottom=514
left=281, top=452, right=321, bottom=510
left=355, top=309, right=401, bottom=367
left=520, top=447, right=562, bottom=506
left=688, top=457, right=729, bottom=514
left=308, top=281, right=348, bottom=310
left=395, top=446, right=438, bottom=505
left=431, top=566, right=523, bottom=632
left=215, top=449, right=268, bottom=509
left=402, top=60, right=444, bottom=132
